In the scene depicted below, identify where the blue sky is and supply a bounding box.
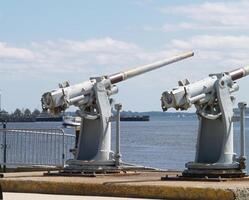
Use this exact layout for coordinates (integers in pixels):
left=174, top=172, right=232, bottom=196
left=0, top=0, right=249, bottom=112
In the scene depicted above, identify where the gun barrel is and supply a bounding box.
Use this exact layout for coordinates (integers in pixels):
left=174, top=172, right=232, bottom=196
left=229, top=66, right=249, bottom=80
left=109, top=51, right=194, bottom=84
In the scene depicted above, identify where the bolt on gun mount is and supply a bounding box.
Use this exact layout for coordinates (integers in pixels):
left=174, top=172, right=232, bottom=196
left=41, top=51, right=194, bottom=172
left=161, top=65, right=249, bottom=178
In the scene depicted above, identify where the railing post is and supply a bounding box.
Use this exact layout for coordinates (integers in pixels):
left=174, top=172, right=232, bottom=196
left=62, top=129, right=65, bottom=167
left=238, top=102, right=247, bottom=159
left=114, top=103, right=122, bottom=167
left=2, top=122, right=6, bottom=172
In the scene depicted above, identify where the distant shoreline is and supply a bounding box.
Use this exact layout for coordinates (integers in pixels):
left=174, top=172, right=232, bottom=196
left=0, top=108, right=247, bottom=123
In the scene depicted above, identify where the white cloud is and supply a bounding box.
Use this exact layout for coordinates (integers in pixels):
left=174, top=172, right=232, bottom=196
left=132, top=0, right=154, bottom=7
left=169, top=35, right=249, bottom=50
left=61, top=38, right=140, bottom=53
left=0, top=38, right=181, bottom=76
left=162, top=22, right=249, bottom=32
left=0, top=42, right=35, bottom=60
left=139, top=1, right=249, bottom=74
left=1, top=34, right=249, bottom=78
left=166, top=35, right=249, bottom=68
left=159, top=1, right=249, bottom=31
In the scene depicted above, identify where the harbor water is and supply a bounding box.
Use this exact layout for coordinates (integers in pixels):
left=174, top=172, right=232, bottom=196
left=2, top=115, right=249, bottom=171
left=118, top=116, right=249, bottom=170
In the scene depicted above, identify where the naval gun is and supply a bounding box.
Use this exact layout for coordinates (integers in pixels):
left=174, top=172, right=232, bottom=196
left=161, top=65, right=249, bottom=178
left=41, top=51, right=194, bottom=172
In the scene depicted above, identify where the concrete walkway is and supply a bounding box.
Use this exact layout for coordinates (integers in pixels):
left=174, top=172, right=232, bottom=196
left=3, top=193, right=155, bottom=200
left=0, top=171, right=248, bottom=200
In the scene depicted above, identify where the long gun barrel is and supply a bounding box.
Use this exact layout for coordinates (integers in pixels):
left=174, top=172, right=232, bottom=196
left=161, top=65, right=249, bottom=111
left=42, top=51, right=194, bottom=113
left=108, top=51, right=194, bottom=84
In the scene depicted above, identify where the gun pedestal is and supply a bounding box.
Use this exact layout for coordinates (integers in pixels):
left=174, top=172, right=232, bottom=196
left=64, top=78, right=116, bottom=172
left=183, top=101, right=248, bottom=178
left=161, top=66, right=249, bottom=178
left=184, top=74, right=246, bottom=178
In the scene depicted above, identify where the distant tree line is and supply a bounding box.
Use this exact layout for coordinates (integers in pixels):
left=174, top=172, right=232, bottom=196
left=0, top=108, right=57, bottom=122
left=0, top=107, right=247, bottom=123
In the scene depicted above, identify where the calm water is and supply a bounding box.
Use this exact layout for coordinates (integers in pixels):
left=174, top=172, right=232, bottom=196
left=115, top=116, right=198, bottom=170
left=2, top=116, right=249, bottom=171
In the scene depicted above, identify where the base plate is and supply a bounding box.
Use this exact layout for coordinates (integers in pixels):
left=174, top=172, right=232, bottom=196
left=44, top=162, right=161, bottom=177
left=161, top=174, right=249, bottom=182
left=182, top=168, right=246, bottom=178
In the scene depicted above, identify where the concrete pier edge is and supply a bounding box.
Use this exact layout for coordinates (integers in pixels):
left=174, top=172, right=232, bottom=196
left=0, top=179, right=236, bottom=200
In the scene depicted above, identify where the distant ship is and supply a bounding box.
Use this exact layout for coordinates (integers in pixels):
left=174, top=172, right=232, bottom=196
left=62, top=115, right=150, bottom=125
left=35, top=116, right=62, bottom=122
left=36, top=115, right=150, bottom=125
left=120, top=115, right=150, bottom=121
left=63, top=115, right=150, bottom=125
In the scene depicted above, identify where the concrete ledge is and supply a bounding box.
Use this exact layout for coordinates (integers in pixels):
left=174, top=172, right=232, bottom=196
left=0, top=179, right=235, bottom=200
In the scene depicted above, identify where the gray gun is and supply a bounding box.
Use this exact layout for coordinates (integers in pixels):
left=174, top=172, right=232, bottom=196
left=41, top=51, right=194, bottom=171
left=161, top=65, right=249, bottom=178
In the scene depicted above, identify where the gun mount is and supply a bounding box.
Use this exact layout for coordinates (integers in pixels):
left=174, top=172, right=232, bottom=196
left=41, top=51, right=194, bottom=172
left=161, top=65, right=249, bottom=178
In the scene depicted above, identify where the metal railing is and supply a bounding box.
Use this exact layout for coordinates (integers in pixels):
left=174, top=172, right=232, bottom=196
left=0, top=127, right=75, bottom=169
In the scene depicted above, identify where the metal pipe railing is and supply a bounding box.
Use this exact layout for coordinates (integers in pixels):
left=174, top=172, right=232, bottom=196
left=115, top=103, right=122, bottom=166
left=0, top=128, right=75, bottom=168
left=238, top=102, right=247, bottom=159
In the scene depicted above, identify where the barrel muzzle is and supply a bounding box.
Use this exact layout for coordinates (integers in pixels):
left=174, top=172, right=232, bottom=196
left=41, top=92, right=67, bottom=115
left=161, top=91, right=174, bottom=111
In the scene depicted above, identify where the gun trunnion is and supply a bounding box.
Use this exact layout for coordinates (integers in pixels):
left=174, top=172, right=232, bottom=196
left=161, top=65, right=249, bottom=178
left=41, top=51, right=194, bottom=172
